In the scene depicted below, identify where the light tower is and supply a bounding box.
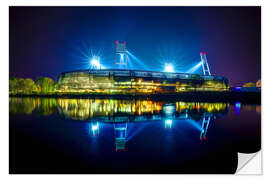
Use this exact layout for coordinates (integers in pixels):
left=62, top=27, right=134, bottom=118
left=200, top=52, right=211, bottom=76
left=163, top=104, right=175, bottom=129
left=114, top=123, right=127, bottom=152
left=114, top=41, right=128, bottom=69
left=200, top=114, right=215, bottom=141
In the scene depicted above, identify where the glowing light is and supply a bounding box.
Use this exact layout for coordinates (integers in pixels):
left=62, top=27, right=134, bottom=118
left=126, top=50, right=147, bottom=69
left=235, top=102, right=241, bottom=108
left=165, top=119, right=172, bottom=128
left=164, top=63, right=174, bottom=72
left=186, top=61, right=202, bottom=73
left=91, top=59, right=99, bottom=66
left=90, top=122, right=100, bottom=137
left=234, top=87, right=241, bottom=91
left=114, top=123, right=127, bottom=151
left=187, top=119, right=202, bottom=131
left=235, top=102, right=241, bottom=115
left=90, top=56, right=101, bottom=69
left=120, top=54, right=124, bottom=60
left=165, top=120, right=172, bottom=125
left=163, top=104, right=175, bottom=116
left=92, top=124, right=99, bottom=131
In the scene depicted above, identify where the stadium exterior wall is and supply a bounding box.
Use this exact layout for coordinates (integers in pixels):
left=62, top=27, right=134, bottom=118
left=56, top=69, right=229, bottom=94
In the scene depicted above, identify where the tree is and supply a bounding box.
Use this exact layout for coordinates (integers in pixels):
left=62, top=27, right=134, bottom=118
left=9, top=77, right=37, bottom=95
left=36, top=98, right=57, bottom=115
left=256, top=80, right=261, bottom=87
left=23, top=78, right=36, bottom=94
left=36, top=77, right=55, bottom=94
left=9, top=77, right=18, bottom=94
left=16, top=78, right=25, bottom=93
left=243, top=82, right=256, bottom=87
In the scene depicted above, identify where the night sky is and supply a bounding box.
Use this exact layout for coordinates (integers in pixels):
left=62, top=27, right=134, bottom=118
left=9, top=7, right=261, bottom=86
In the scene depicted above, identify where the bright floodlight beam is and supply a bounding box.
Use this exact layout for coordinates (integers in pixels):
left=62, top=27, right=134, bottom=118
left=186, top=61, right=203, bottom=74
left=91, top=59, right=99, bottom=66
left=164, top=63, right=174, bottom=72
left=90, top=56, right=101, bottom=69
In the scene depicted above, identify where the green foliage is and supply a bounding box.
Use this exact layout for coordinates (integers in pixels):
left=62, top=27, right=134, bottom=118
left=35, top=98, right=57, bottom=116
left=17, top=78, right=25, bottom=93
left=9, top=98, right=57, bottom=115
left=9, top=77, right=35, bottom=94
left=9, top=98, right=36, bottom=114
left=35, top=77, right=55, bottom=94
left=9, top=77, right=18, bottom=94
left=163, top=80, right=167, bottom=85
left=9, top=77, right=56, bottom=95
left=23, top=78, right=36, bottom=94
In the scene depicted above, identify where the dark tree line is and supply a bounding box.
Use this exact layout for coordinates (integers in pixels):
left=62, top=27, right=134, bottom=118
left=9, top=77, right=55, bottom=95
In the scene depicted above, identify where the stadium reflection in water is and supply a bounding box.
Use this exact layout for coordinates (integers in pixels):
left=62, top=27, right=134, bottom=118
left=9, top=97, right=261, bottom=173
left=9, top=98, right=229, bottom=152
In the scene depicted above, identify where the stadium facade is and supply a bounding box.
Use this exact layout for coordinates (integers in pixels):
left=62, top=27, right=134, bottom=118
left=56, top=69, right=229, bottom=94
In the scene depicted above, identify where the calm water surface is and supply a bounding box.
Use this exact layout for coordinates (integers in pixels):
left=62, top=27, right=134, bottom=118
left=9, top=97, right=261, bottom=174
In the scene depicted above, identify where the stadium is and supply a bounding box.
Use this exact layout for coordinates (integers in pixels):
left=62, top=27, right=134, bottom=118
left=56, top=41, right=229, bottom=94
left=57, top=69, right=228, bottom=94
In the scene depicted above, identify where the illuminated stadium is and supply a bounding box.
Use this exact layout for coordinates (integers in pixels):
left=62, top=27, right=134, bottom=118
left=57, top=69, right=228, bottom=94
left=56, top=41, right=229, bottom=94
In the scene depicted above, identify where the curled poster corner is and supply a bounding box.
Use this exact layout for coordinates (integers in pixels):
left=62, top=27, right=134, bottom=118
left=236, top=151, right=262, bottom=175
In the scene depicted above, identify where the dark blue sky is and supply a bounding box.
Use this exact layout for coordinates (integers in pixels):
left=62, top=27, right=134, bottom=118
left=9, top=7, right=261, bottom=86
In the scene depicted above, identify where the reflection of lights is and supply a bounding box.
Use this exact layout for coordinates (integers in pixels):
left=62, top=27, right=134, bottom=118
left=187, top=119, right=201, bottom=131
left=164, top=63, right=174, bottom=72
left=200, top=115, right=211, bottom=141
left=57, top=99, right=227, bottom=125
left=165, top=120, right=172, bottom=125
left=256, top=105, right=261, bottom=114
left=92, top=124, right=99, bottom=131
left=90, top=122, right=99, bottom=136
left=165, top=119, right=172, bottom=128
left=235, top=102, right=241, bottom=108
left=235, top=102, right=241, bottom=115
left=163, top=104, right=175, bottom=116
left=114, top=123, right=127, bottom=151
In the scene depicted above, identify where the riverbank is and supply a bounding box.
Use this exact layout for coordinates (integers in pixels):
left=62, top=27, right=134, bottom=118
left=9, top=91, right=261, bottom=104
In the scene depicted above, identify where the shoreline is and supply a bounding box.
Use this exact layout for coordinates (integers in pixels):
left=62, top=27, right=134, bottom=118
left=9, top=91, right=261, bottom=104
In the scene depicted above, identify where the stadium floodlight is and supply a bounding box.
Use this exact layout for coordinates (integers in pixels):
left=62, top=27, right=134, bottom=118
left=90, top=56, right=101, bottom=69
left=91, top=59, right=99, bottom=66
left=164, top=63, right=174, bottom=72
